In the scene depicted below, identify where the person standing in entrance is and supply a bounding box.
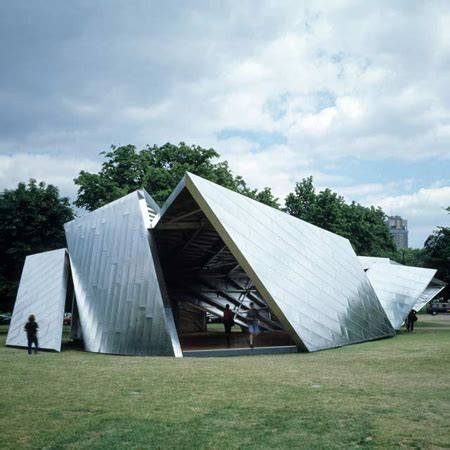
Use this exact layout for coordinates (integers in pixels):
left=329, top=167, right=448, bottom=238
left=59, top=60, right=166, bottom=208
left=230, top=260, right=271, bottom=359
left=406, top=309, right=418, bottom=332
left=223, top=304, right=234, bottom=347
left=24, top=315, right=39, bottom=354
left=246, top=302, right=260, bottom=348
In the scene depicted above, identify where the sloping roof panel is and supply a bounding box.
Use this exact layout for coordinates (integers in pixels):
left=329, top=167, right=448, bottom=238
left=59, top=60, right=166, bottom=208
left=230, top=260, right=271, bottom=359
left=364, top=263, right=437, bottom=329
left=183, top=173, right=394, bottom=352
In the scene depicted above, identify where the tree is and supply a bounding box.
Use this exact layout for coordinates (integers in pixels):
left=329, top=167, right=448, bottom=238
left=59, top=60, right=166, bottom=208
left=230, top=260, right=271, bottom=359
left=284, top=177, right=396, bottom=255
left=284, top=176, right=316, bottom=223
left=422, top=208, right=450, bottom=296
left=388, top=247, right=425, bottom=266
left=0, top=180, right=74, bottom=311
left=75, top=143, right=279, bottom=210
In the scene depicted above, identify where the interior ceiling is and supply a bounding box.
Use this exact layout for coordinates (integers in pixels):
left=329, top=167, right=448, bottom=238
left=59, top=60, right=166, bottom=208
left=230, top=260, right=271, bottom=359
left=153, top=187, right=284, bottom=332
left=154, top=187, right=243, bottom=278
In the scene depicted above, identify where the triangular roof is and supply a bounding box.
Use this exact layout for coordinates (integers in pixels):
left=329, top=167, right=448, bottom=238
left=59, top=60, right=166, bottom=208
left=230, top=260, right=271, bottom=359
left=157, top=173, right=394, bottom=352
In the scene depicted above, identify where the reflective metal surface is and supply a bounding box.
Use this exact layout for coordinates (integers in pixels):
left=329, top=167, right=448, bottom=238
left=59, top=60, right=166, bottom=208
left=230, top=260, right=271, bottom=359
left=179, top=173, right=394, bottom=352
left=64, top=190, right=181, bottom=356
left=358, top=256, right=391, bottom=270
left=6, top=248, right=68, bottom=351
left=364, top=262, right=437, bottom=329
left=413, top=278, right=446, bottom=312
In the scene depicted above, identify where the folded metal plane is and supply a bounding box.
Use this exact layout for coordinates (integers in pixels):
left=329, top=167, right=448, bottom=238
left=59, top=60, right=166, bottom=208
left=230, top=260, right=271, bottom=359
left=359, top=256, right=446, bottom=329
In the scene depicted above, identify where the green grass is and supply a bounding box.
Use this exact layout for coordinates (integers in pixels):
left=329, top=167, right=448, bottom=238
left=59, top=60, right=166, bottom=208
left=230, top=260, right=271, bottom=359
left=1, top=318, right=449, bottom=449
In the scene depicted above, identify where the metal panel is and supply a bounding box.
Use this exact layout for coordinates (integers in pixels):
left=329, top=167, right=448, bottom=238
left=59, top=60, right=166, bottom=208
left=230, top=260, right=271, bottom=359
left=6, top=248, right=68, bottom=351
left=358, top=256, right=391, bottom=270
left=64, top=190, right=181, bottom=356
left=176, top=173, right=394, bottom=352
left=365, top=263, right=437, bottom=329
left=413, top=278, right=446, bottom=312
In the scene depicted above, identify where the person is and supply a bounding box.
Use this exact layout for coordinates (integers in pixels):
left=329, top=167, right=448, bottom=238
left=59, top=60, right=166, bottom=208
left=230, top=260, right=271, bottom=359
left=223, top=304, right=234, bottom=347
left=406, top=309, right=418, bottom=332
left=24, top=315, right=39, bottom=354
left=246, top=302, right=261, bottom=348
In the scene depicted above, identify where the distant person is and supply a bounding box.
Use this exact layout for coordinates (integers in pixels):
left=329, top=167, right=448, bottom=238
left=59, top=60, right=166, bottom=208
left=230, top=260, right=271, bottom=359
left=24, top=315, right=39, bottom=354
left=406, top=309, right=418, bottom=332
left=246, top=302, right=261, bottom=348
left=223, top=304, right=234, bottom=347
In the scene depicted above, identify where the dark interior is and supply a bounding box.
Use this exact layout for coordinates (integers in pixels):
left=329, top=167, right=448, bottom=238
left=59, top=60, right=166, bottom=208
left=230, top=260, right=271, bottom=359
left=153, top=187, right=295, bottom=351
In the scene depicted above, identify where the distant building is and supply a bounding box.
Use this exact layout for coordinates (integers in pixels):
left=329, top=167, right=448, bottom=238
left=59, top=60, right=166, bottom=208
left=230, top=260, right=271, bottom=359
left=387, top=216, right=408, bottom=249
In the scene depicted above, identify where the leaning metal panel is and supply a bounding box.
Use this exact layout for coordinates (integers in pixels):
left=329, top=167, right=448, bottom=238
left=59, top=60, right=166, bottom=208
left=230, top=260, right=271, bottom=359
left=177, top=173, right=394, bottom=352
left=64, top=190, right=182, bottom=356
left=6, top=248, right=68, bottom=351
left=365, top=263, right=437, bottom=329
left=413, top=278, right=446, bottom=312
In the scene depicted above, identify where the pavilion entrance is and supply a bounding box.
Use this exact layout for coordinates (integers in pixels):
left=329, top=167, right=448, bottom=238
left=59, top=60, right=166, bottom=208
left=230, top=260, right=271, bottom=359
left=152, top=186, right=297, bottom=356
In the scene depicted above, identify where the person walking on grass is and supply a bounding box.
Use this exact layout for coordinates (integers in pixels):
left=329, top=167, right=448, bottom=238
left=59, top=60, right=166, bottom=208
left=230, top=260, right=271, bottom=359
left=223, top=304, right=234, bottom=347
left=24, top=315, right=39, bottom=354
left=406, top=309, right=418, bottom=332
left=246, top=302, right=261, bottom=349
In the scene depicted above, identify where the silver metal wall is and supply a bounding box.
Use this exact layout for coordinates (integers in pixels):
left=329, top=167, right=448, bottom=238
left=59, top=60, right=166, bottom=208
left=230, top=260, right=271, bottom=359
left=64, top=190, right=181, bottom=356
left=364, top=262, right=437, bottom=329
left=179, top=173, right=394, bottom=352
left=6, top=248, right=68, bottom=351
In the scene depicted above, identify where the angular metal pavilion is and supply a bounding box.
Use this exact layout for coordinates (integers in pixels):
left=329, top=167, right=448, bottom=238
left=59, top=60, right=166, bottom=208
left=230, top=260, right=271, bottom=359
left=7, top=173, right=402, bottom=356
left=154, top=173, right=394, bottom=352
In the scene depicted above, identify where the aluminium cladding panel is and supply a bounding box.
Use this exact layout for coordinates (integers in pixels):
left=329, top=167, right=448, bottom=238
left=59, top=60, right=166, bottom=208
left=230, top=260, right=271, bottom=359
left=6, top=248, right=68, bottom=352
left=365, top=263, right=437, bottom=330
left=413, top=278, right=446, bottom=312
left=64, top=191, right=181, bottom=356
left=184, top=173, right=394, bottom=352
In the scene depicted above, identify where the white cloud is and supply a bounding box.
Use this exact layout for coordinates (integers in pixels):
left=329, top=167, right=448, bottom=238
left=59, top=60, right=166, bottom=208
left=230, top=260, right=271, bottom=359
left=0, top=153, right=100, bottom=199
left=375, top=187, right=450, bottom=220
left=1, top=1, right=450, bottom=247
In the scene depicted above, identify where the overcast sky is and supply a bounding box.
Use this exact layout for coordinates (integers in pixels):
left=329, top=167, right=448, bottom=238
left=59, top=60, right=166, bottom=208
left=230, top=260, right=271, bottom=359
left=1, top=0, right=449, bottom=247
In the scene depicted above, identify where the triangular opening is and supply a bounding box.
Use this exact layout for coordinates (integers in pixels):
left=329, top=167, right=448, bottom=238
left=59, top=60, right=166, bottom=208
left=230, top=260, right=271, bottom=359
left=153, top=186, right=297, bottom=355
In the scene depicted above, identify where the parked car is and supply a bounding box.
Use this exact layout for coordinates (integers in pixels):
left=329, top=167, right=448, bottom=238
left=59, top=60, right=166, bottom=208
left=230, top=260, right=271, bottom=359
left=63, top=313, right=72, bottom=325
left=427, top=301, right=450, bottom=315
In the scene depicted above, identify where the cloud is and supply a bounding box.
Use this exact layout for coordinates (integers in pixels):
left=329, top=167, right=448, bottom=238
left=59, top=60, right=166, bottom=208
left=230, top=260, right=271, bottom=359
left=0, top=153, right=99, bottom=198
left=375, top=187, right=450, bottom=221
left=1, top=1, right=450, bottom=247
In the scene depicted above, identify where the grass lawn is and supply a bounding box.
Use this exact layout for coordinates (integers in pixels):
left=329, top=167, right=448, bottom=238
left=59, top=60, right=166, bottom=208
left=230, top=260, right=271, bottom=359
left=1, top=316, right=449, bottom=449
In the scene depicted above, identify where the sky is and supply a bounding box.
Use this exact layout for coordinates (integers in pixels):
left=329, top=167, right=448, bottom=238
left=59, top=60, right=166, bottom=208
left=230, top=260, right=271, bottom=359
left=0, top=0, right=449, bottom=248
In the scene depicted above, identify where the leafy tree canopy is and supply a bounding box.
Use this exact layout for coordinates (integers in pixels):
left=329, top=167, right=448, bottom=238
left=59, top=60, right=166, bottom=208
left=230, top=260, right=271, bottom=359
left=0, top=180, right=74, bottom=311
left=74, top=143, right=280, bottom=210
left=422, top=207, right=450, bottom=293
left=284, top=176, right=396, bottom=256
left=387, top=247, right=425, bottom=266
